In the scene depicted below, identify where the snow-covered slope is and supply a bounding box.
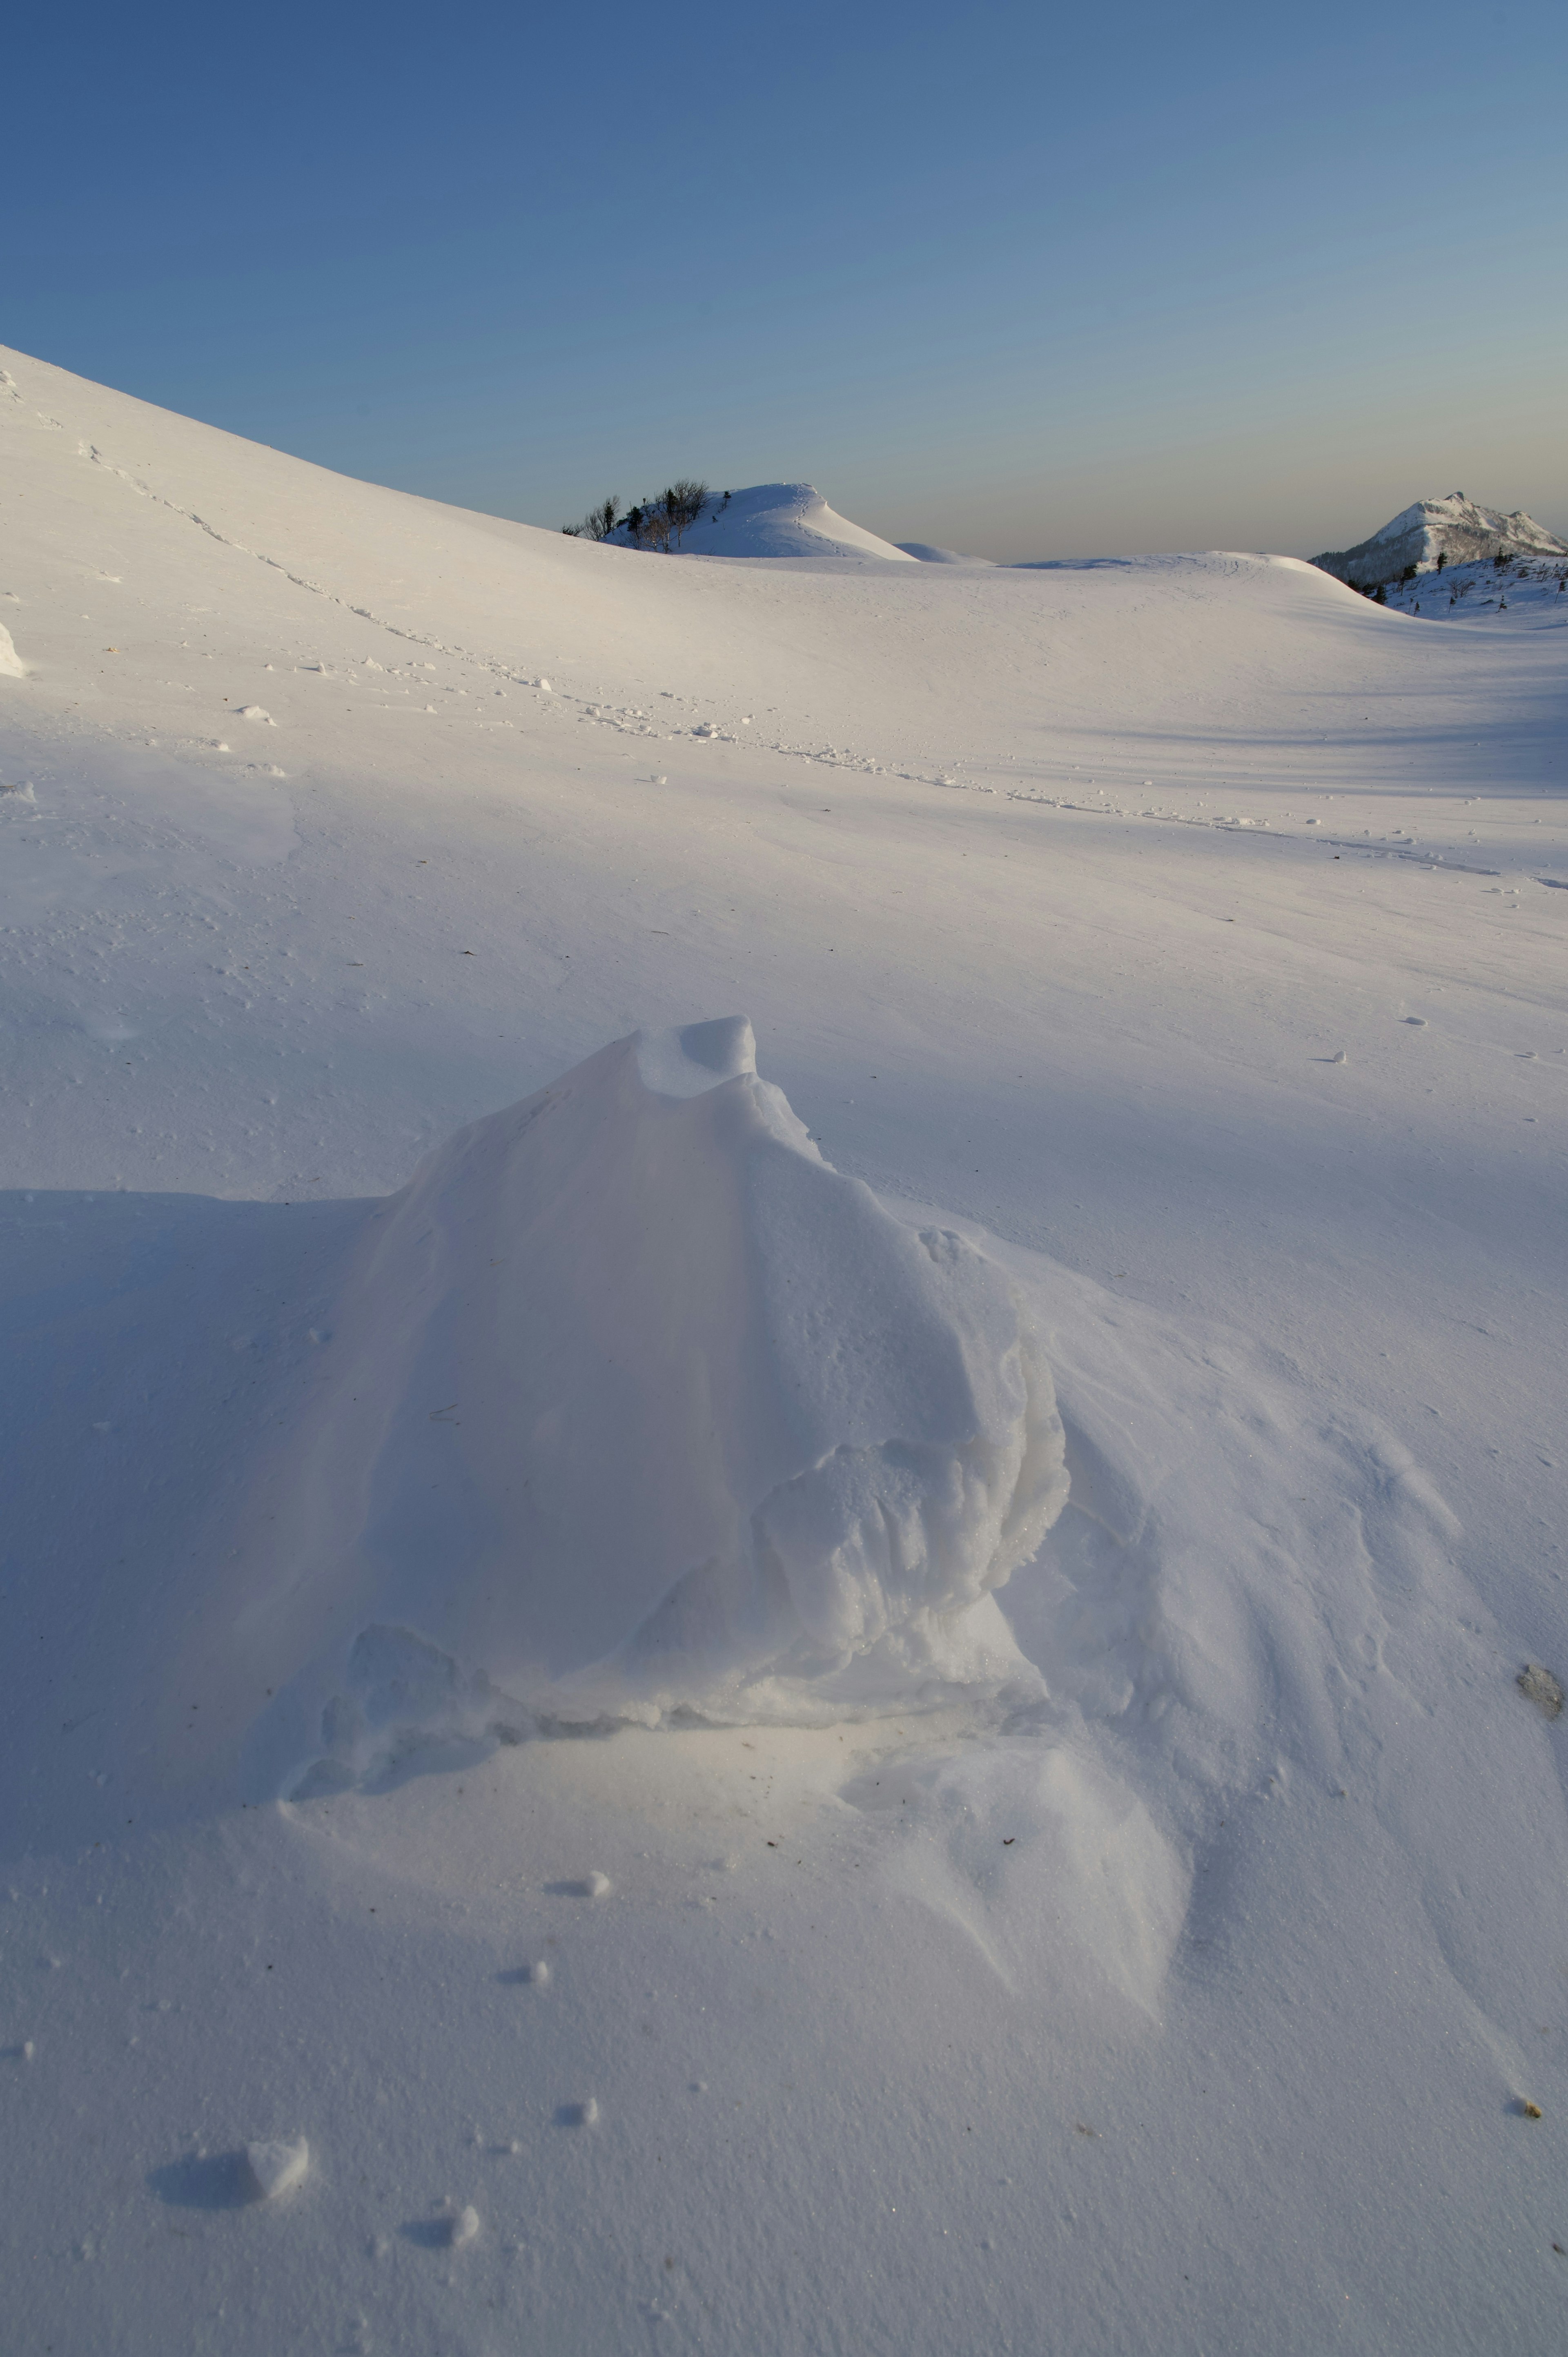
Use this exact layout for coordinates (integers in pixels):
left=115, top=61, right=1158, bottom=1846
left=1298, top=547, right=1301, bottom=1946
left=1314, top=490, right=1567, bottom=587
left=3, top=345, right=1568, bottom=2357
left=897, top=540, right=997, bottom=565
left=619, top=480, right=916, bottom=562
left=1378, top=549, right=1568, bottom=624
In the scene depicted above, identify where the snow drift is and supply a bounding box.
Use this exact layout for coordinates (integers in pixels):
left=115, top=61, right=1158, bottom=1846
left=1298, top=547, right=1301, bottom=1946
left=274, top=1019, right=1067, bottom=1781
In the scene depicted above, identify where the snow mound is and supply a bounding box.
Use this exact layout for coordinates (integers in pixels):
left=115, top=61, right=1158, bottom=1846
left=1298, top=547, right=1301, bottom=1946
left=626, top=484, right=915, bottom=564
left=245, top=2137, right=309, bottom=2202
left=281, top=1019, right=1066, bottom=1779
left=0, top=624, right=27, bottom=680
left=1313, top=493, right=1567, bottom=589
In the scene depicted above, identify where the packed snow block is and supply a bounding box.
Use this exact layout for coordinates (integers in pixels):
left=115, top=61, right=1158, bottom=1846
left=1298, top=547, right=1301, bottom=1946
left=288, top=1018, right=1067, bottom=1748
left=245, top=2137, right=309, bottom=2202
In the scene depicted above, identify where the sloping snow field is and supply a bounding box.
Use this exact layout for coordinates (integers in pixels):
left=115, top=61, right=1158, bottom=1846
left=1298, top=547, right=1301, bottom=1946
left=2, top=344, right=1566, bottom=2355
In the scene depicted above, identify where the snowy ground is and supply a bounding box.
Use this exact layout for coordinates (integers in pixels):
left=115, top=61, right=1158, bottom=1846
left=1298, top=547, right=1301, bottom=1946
left=2, top=344, right=1566, bottom=2356
left=1379, top=553, right=1568, bottom=624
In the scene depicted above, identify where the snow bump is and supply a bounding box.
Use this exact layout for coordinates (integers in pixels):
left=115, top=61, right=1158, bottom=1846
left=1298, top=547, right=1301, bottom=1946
left=277, top=1018, right=1068, bottom=1782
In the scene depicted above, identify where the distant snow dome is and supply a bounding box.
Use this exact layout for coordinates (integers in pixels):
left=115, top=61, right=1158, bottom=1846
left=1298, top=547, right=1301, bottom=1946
left=1313, top=493, right=1567, bottom=590
left=278, top=1019, right=1067, bottom=1786
left=618, top=484, right=917, bottom=564
left=896, top=542, right=997, bottom=566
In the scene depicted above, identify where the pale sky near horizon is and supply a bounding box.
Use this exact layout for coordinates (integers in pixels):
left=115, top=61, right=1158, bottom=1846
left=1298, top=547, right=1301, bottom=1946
left=9, top=1, right=1565, bottom=562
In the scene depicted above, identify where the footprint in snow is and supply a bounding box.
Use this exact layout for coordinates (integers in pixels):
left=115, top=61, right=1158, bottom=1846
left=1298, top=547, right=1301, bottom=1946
left=546, top=1871, right=611, bottom=1898
left=557, top=2099, right=599, bottom=2128
left=402, top=2203, right=480, bottom=2249
left=149, top=2140, right=307, bottom=2209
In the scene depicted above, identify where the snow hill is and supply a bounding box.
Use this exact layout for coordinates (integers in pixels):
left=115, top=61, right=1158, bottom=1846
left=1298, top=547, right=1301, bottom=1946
left=2, top=343, right=1567, bottom=2357
left=1314, top=491, right=1568, bottom=588
left=616, top=480, right=916, bottom=562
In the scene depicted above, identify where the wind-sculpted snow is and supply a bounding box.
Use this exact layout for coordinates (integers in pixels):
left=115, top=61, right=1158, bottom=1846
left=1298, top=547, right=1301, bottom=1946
left=278, top=1019, right=1067, bottom=1786
left=4, top=342, right=1568, bottom=2357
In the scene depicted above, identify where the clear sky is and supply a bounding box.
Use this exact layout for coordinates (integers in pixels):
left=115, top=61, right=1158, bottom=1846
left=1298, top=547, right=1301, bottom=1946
left=9, top=1, right=1566, bottom=561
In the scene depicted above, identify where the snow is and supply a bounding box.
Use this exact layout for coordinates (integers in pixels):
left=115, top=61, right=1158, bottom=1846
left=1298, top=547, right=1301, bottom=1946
left=1377, top=550, right=1568, bottom=624
left=1315, top=491, right=1568, bottom=588
left=257, top=1014, right=1065, bottom=1779
left=2, top=339, right=1568, bottom=2354
left=897, top=541, right=997, bottom=566
left=617, top=481, right=916, bottom=563
left=245, top=2136, right=310, bottom=2202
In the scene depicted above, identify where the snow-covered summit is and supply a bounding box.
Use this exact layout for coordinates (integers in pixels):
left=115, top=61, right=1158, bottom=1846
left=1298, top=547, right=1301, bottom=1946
left=617, top=482, right=916, bottom=563
left=1313, top=492, right=1566, bottom=588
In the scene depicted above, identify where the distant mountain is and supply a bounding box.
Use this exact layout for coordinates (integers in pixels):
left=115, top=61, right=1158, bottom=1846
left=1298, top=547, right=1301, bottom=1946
left=1314, top=494, right=1566, bottom=589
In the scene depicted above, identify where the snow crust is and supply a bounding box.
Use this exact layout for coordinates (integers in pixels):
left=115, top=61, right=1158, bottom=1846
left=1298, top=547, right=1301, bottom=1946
left=272, top=1016, right=1065, bottom=1782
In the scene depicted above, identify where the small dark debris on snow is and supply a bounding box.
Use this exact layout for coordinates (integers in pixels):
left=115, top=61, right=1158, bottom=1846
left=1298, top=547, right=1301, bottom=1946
left=1517, top=1664, right=1564, bottom=1720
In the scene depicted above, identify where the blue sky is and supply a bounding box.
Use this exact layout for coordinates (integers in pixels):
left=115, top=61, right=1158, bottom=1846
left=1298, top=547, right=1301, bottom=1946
left=9, top=1, right=1565, bottom=559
